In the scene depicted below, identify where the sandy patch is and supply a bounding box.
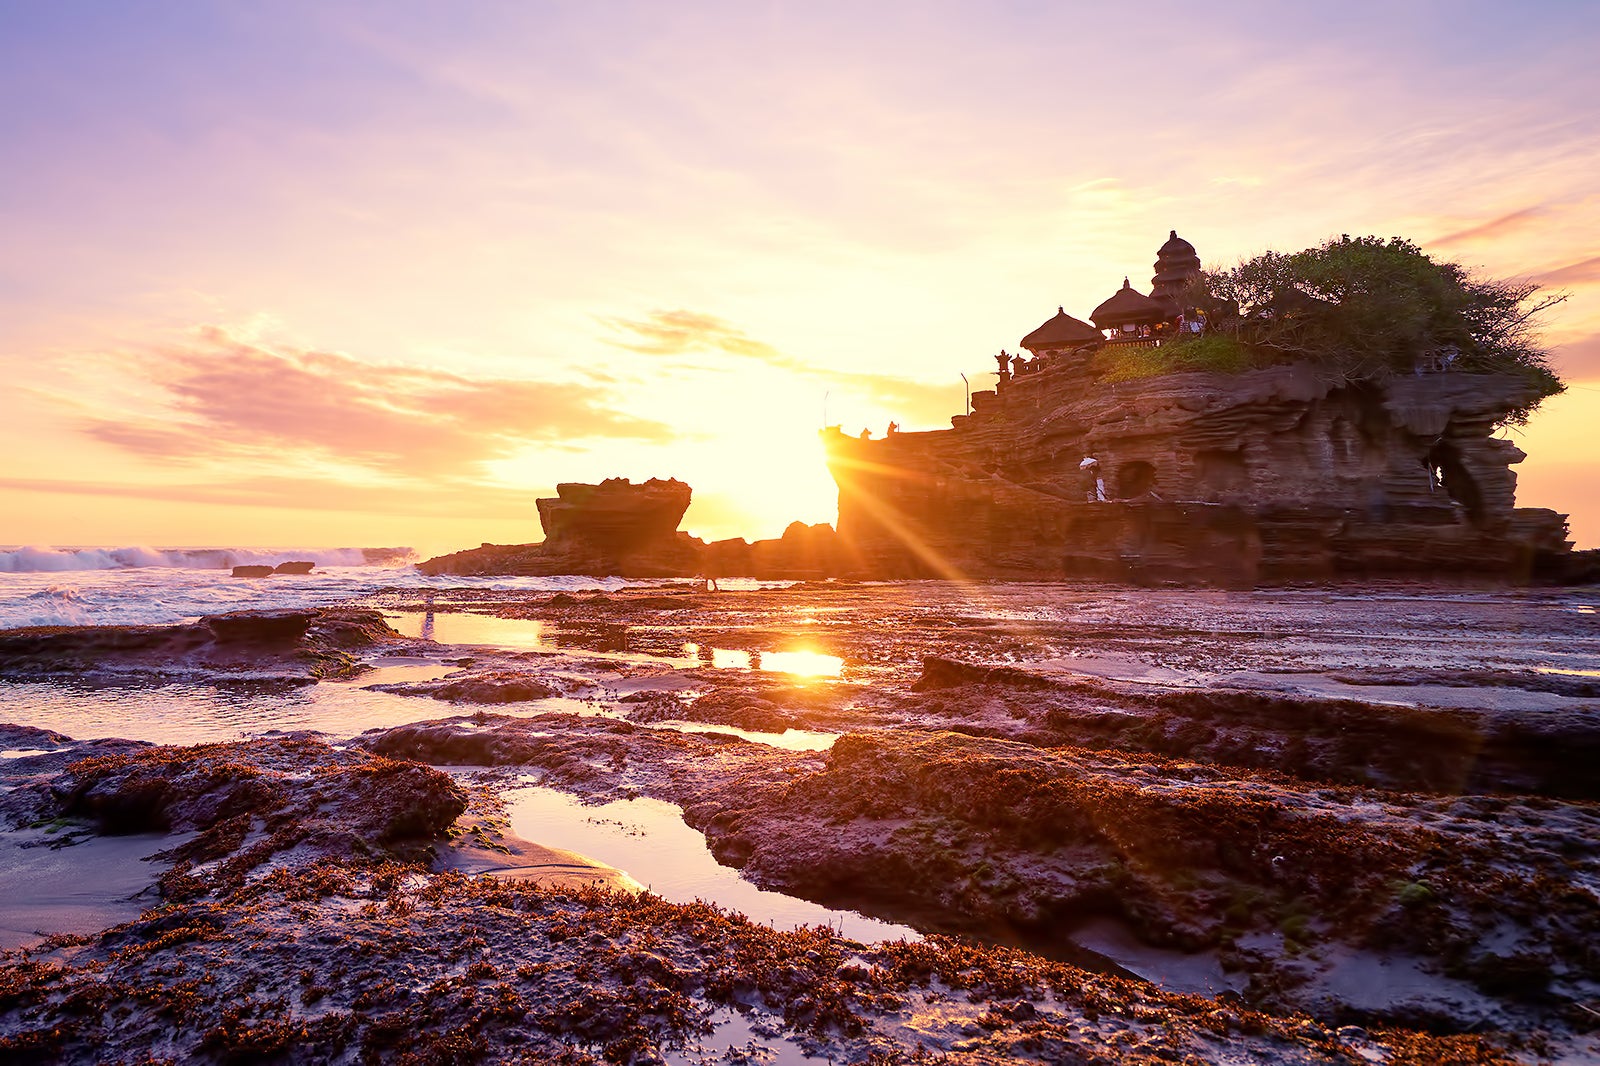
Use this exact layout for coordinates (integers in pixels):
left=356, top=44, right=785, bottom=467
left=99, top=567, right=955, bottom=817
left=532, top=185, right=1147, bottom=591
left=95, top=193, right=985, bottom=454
left=0, top=827, right=186, bottom=950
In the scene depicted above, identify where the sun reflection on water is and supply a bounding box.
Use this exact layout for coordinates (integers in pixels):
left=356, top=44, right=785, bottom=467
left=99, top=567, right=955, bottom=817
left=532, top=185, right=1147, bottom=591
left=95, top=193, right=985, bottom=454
left=683, top=643, right=843, bottom=678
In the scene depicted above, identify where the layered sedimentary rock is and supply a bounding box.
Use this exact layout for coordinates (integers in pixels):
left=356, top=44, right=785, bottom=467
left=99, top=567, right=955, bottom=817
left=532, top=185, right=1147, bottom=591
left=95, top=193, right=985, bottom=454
left=825, top=359, right=1577, bottom=583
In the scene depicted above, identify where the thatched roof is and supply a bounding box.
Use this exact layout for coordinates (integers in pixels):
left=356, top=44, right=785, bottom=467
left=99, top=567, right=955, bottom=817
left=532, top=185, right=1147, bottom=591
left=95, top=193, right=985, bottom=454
left=1020, top=306, right=1102, bottom=351
left=1091, top=279, right=1170, bottom=328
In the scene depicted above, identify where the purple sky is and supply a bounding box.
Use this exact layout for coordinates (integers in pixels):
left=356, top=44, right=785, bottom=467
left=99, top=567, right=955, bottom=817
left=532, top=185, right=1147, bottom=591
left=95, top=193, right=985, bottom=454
left=4, top=1, right=1599, bottom=550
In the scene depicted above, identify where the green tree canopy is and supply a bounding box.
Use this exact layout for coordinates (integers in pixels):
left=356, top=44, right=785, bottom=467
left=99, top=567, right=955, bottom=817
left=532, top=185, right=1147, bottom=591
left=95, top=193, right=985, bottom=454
left=1201, top=236, right=1564, bottom=420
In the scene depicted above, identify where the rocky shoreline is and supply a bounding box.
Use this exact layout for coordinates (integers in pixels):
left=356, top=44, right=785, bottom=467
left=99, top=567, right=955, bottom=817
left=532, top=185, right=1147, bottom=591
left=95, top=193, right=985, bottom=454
left=1, top=584, right=1597, bottom=1063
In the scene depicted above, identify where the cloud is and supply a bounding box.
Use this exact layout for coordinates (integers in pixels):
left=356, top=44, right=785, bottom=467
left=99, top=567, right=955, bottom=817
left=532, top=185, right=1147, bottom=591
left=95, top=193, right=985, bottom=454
left=71, top=327, right=671, bottom=475
left=0, top=473, right=541, bottom=520
left=599, top=309, right=786, bottom=363
left=1537, top=255, right=1600, bottom=287
left=601, top=309, right=959, bottom=425
left=1430, top=206, right=1544, bottom=248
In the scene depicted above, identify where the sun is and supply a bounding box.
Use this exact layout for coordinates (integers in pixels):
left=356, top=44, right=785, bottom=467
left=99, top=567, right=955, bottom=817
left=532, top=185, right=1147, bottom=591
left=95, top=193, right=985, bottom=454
left=682, top=428, right=839, bottom=541
left=480, top=364, right=849, bottom=544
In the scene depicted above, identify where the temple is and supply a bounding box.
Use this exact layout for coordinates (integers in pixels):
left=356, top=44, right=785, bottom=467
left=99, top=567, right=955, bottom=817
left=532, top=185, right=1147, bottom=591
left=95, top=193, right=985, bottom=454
left=823, top=231, right=1580, bottom=584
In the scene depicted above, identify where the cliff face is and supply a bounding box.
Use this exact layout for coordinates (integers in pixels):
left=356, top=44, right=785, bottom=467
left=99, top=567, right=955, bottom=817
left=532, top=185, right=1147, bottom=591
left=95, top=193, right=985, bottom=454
left=825, top=357, right=1573, bottom=584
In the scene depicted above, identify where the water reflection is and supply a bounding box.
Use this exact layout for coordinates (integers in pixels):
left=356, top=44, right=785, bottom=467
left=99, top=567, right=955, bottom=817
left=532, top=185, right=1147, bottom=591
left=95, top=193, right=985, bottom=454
left=0, top=677, right=462, bottom=745
left=504, top=784, right=913, bottom=943
left=419, top=589, right=436, bottom=641
left=386, top=612, right=845, bottom=678
left=682, top=644, right=843, bottom=678
left=388, top=612, right=550, bottom=650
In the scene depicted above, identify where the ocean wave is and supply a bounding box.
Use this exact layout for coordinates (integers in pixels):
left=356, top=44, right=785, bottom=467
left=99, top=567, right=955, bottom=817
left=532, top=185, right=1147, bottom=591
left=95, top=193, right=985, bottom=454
left=0, top=546, right=417, bottom=573
left=12, top=585, right=92, bottom=627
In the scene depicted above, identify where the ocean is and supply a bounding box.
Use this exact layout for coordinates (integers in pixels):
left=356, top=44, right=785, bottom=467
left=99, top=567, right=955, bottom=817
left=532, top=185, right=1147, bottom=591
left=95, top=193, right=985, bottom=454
left=0, top=545, right=647, bottom=629
left=0, top=545, right=726, bottom=744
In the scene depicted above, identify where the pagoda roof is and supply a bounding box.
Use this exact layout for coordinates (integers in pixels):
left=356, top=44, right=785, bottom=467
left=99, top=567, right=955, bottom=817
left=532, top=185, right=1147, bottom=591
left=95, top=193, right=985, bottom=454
left=1091, top=279, right=1171, bottom=328
left=1021, top=306, right=1102, bottom=350
left=1157, top=229, right=1198, bottom=260
left=1152, top=229, right=1203, bottom=294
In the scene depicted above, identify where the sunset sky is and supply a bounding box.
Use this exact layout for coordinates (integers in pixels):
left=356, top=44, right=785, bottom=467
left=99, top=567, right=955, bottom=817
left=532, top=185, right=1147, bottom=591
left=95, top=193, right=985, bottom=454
left=4, top=1, right=1599, bottom=556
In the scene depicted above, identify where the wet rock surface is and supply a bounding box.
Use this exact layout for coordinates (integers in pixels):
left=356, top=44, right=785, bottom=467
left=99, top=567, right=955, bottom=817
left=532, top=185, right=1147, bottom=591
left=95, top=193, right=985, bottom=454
left=1, top=732, right=466, bottom=900
left=368, top=670, right=560, bottom=704
left=3, top=581, right=1598, bottom=1062
left=0, top=608, right=405, bottom=683
left=4, top=862, right=1519, bottom=1065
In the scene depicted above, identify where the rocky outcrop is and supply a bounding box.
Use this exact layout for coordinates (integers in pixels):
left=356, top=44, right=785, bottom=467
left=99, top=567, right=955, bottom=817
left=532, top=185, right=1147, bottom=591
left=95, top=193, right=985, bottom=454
left=537, top=478, right=690, bottom=548
left=420, top=478, right=703, bottom=577
left=704, top=520, right=857, bottom=580
left=419, top=482, right=856, bottom=579
left=825, top=360, right=1578, bottom=583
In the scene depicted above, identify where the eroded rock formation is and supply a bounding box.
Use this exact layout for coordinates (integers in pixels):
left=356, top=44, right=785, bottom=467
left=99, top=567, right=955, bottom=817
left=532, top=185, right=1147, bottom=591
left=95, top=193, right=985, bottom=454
left=420, top=478, right=703, bottom=577
left=825, top=360, right=1581, bottom=583
left=420, top=479, right=852, bottom=579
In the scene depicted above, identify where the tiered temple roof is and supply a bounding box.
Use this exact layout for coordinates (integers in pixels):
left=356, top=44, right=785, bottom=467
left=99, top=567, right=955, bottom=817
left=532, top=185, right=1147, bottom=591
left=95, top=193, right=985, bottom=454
left=1010, top=231, right=1199, bottom=362
left=1150, top=229, right=1201, bottom=313
left=1020, top=306, right=1102, bottom=352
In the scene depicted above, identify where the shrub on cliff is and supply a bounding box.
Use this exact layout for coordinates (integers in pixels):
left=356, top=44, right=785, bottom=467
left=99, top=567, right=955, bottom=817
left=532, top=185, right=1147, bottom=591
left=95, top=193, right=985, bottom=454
left=1205, top=235, right=1566, bottom=420
left=1094, top=334, right=1258, bottom=382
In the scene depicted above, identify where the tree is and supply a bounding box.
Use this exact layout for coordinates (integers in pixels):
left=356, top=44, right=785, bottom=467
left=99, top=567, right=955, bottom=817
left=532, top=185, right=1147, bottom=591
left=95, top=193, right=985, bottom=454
left=1204, top=236, right=1565, bottom=420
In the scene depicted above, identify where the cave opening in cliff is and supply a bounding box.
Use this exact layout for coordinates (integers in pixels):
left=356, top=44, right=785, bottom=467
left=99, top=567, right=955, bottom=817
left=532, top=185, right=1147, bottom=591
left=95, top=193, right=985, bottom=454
left=1425, top=441, right=1486, bottom=525
left=1117, top=461, right=1157, bottom=498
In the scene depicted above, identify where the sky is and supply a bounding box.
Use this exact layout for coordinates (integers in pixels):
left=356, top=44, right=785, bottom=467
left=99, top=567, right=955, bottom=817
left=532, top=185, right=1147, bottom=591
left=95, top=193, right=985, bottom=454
left=3, top=0, right=1600, bottom=557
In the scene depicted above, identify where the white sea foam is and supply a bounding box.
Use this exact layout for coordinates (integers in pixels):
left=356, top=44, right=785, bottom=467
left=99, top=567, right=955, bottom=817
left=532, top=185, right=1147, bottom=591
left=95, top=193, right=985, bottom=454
left=0, top=545, right=414, bottom=573
left=0, top=563, right=673, bottom=630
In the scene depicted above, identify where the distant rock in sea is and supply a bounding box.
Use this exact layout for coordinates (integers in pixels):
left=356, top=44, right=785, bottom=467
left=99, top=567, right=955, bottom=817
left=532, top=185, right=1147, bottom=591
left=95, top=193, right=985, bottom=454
left=418, top=478, right=852, bottom=580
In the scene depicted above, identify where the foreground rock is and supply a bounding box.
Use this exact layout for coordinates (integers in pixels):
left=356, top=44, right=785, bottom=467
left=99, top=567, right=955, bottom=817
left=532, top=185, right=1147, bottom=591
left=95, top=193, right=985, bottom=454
left=5, top=861, right=1520, bottom=1066
left=3, top=582, right=1595, bottom=1061
left=351, top=709, right=1600, bottom=1043
left=0, top=608, right=403, bottom=683
left=0, top=733, right=466, bottom=900
left=0, top=727, right=1535, bottom=1066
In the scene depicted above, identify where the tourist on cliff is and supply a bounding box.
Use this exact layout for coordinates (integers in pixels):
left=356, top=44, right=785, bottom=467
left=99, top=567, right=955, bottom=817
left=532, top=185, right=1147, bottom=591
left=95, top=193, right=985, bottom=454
left=1080, top=457, right=1107, bottom=502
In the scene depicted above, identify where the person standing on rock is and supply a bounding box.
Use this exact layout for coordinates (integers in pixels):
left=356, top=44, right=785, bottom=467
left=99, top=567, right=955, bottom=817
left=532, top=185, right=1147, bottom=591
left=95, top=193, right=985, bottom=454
left=1080, top=457, right=1107, bottom=502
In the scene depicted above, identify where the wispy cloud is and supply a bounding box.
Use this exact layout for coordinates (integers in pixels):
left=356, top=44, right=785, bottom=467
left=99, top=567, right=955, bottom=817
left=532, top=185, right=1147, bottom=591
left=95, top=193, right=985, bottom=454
left=599, top=310, right=784, bottom=362
left=1431, top=206, right=1545, bottom=247
left=600, top=309, right=958, bottom=425
left=0, top=473, right=541, bottom=519
left=1538, top=255, right=1600, bottom=287
left=66, top=326, right=670, bottom=476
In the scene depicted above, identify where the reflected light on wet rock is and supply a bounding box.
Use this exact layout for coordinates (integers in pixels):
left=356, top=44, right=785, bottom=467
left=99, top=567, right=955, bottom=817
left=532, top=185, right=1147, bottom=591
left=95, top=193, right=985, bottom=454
left=683, top=644, right=843, bottom=678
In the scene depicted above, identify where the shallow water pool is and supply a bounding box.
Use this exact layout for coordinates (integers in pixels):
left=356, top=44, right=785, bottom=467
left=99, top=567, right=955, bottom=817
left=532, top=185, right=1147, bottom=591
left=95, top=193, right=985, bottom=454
left=504, top=783, right=916, bottom=944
